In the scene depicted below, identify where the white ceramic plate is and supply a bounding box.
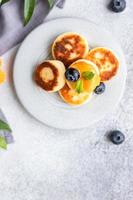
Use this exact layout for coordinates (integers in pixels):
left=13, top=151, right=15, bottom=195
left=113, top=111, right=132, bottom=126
left=13, top=18, right=127, bottom=129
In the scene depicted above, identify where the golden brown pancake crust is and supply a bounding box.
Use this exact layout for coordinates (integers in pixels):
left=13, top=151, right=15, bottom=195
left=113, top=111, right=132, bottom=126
left=59, top=84, right=91, bottom=105
left=34, top=62, right=59, bottom=91
left=53, top=34, right=87, bottom=67
left=86, top=48, right=119, bottom=81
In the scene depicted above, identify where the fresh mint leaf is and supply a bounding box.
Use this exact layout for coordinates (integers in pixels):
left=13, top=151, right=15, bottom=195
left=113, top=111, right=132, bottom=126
left=48, top=0, right=54, bottom=8
left=75, top=80, right=84, bottom=94
left=0, top=136, right=7, bottom=150
left=0, top=120, right=12, bottom=132
left=82, top=71, right=95, bottom=80
left=24, top=0, right=36, bottom=26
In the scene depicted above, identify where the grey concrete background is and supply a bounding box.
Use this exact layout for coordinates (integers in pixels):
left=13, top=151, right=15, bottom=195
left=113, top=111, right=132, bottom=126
left=0, top=0, right=133, bottom=199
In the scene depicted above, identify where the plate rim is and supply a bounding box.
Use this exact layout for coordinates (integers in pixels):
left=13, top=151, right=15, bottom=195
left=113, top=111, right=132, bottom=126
left=13, top=17, right=127, bottom=130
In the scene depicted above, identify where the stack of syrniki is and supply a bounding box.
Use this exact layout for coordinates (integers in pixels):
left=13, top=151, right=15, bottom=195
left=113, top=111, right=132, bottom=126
left=34, top=32, right=119, bottom=106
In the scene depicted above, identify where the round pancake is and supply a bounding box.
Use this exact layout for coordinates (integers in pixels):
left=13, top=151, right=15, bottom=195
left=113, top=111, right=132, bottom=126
left=86, top=47, right=119, bottom=81
left=66, top=59, right=100, bottom=93
left=34, top=60, right=65, bottom=92
left=59, top=84, right=92, bottom=106
left=52, top=32, right=89, bottom=67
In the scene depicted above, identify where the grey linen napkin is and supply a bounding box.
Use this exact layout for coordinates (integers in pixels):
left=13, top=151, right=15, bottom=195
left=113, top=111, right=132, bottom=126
left=0, top=0, right=65, bottom=55
left=0, top=109, right=14, bottom=144
left=0, top=0, right=65, bottom=144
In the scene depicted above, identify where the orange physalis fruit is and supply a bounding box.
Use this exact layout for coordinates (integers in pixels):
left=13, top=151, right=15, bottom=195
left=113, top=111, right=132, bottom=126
left=0, top=58, right=6, bottom=84
left=0, top=70, right=6, bottom=84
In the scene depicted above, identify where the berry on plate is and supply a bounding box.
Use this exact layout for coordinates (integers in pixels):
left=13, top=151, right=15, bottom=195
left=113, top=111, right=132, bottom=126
left=109, top=0, right=126, bottom=13
left=66, top=59, right=100, bottom=93
left=94, top=82, right=105, bottom=94
left=109, top=130, right=125, bottom=145
left=65, top=68, right=80, bottom=82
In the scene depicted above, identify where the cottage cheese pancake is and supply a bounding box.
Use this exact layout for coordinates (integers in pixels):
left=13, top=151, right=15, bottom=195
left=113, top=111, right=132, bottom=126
left=52, top=32, right=89, bottom=67
left=34, top=60, right=65, bottom=92
left=66, top=59, right=100, bottom=93
left=86, top=47, right=119, bottom=81
left=59, top=84, right=92, bottom=106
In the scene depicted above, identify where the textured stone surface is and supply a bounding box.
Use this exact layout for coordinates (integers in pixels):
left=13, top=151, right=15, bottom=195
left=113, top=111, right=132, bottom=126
left=0, top=0, right=133, bottom=199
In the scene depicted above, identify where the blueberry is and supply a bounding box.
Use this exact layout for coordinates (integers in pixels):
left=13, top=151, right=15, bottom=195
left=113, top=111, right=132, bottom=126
left=109, top=130, right=125, bottom=145
left=65, top=68, right=80, bottom=82
left=109, top=0, right=126, bottom=13
left=94, top=82, right=105, bottom=94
